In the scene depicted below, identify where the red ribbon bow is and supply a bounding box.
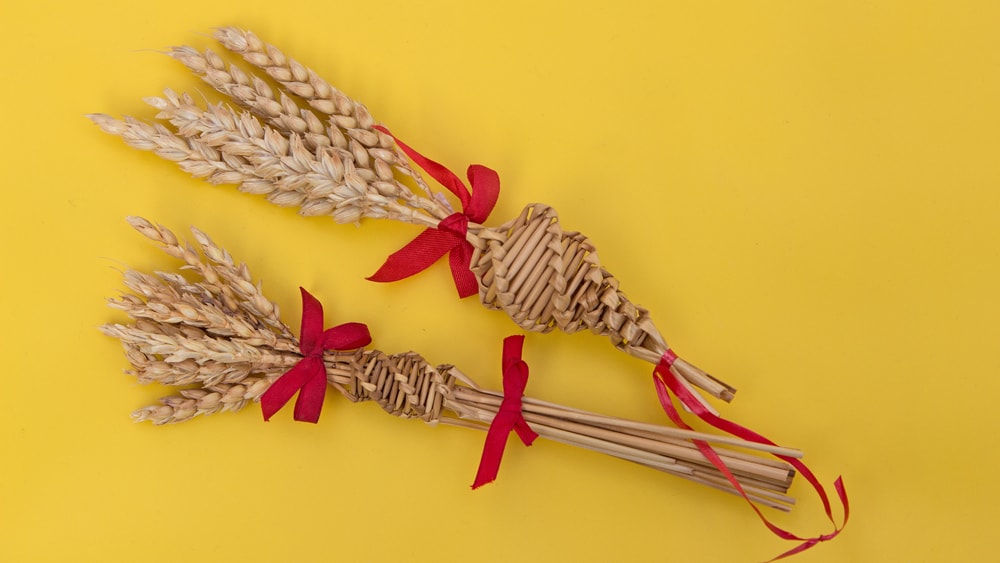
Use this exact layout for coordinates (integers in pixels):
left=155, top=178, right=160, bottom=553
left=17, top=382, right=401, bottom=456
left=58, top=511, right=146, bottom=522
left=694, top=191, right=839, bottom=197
left=260, top=288, right=372, bottom=423
left=367, top=126, right=500, bottom=299
left=472, top=335, right=539, bottom=489
left=654, top=350, right=849, bottom=561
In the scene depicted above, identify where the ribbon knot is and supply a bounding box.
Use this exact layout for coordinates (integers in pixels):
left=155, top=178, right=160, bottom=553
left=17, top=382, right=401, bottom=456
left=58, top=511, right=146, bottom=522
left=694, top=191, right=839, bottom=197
left=472, top=335, right=539, bottom=489
left=367, top=126, right=500, bottom=299
left=260, top=288, right=372, bottom=423
left=654, top=351, right=849, bottom=561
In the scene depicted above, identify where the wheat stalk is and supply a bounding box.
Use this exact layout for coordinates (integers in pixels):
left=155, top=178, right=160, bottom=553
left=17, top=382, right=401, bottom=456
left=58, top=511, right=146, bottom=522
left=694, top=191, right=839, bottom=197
left=104, top=218, right=799, bottom=509
left=90, top=26, right=737, bottom=410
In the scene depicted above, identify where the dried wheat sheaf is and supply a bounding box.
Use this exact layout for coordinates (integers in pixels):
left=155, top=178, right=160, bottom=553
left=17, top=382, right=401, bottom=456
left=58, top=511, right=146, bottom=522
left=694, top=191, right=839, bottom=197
left=89, top=26, right=734, bottom=414
left=102, top=217, right=797, bottom=507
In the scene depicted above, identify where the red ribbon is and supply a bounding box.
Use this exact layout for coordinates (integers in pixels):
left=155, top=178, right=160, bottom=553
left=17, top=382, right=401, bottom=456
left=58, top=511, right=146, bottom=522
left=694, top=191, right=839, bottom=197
left=260, top=288, right=372, bottom=423
left=367, top=126, right=500, bottom=299
left=472, top=335, right=539, bottom=489
left=654, top=350, right=849, bottom=561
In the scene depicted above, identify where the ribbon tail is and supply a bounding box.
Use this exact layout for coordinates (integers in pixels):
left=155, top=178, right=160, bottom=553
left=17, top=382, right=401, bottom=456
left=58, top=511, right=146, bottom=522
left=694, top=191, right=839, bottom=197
left=835, top=476, right=850, bottom=523
left=373, top=125, right=471, bottom=206
left=260, top=359, right=315, bottom=421
left=767, top=539, right=823, bottom=562
left=472, top=413, right=513, bottom=489
left=447, top=241, right=480, bottom=298
left=512, top=419, right=539, bottom=446
left=292, top=358, right=327, bottom=423
left=652, top=365, right=690, bottom=430
left=367, top=227, right=460, bottom=283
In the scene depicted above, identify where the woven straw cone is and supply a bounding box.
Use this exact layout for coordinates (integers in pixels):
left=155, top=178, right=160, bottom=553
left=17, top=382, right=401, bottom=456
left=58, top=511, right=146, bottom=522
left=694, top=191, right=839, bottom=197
left=469, top=204, right=736, bottom=402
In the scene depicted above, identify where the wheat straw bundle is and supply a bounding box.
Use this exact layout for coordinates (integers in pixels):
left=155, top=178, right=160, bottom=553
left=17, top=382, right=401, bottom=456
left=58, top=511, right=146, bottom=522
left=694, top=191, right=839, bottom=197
left=88, top=26, right=733, bottom=413
left=103, top=217, right=797, bottom=507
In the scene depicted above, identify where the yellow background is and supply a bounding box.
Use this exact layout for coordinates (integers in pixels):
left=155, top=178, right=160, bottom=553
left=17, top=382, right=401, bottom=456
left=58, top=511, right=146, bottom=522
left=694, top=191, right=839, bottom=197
left=2, top=1, right=997, bottom=561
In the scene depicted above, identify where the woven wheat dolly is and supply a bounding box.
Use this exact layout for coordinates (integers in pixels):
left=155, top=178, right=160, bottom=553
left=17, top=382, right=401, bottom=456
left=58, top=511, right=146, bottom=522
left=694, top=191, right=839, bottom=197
left=90, top=29, right=855, bottom=557
left=89, top=26, right=735, bottom=416
left=104, top=217, right=797, bottom=508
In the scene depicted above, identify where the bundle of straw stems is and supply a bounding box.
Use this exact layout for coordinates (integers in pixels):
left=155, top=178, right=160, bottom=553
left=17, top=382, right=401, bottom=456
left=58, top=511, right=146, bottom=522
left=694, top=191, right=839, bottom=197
left=104, top=217, right=798, bottom=510
left=88, top=26, right=735, bottom=414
